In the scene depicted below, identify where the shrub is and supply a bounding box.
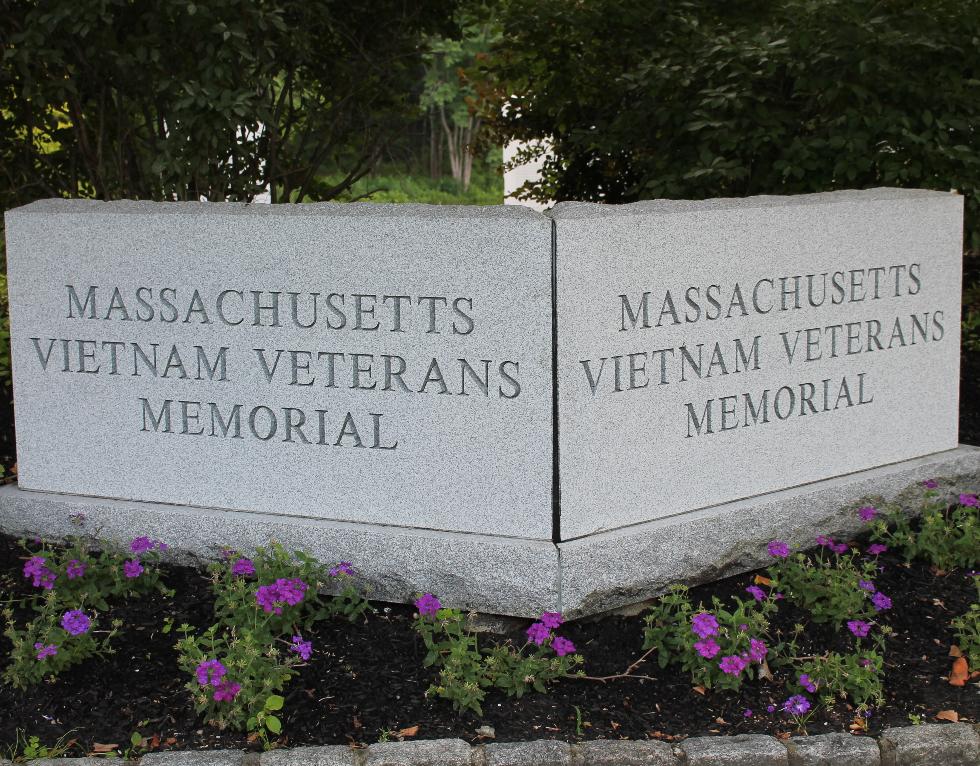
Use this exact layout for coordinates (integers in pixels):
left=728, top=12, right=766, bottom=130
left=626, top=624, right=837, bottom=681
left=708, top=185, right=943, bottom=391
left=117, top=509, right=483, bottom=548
left=951, top=576, right=980, bottom=672
left=766, top=537, right=888, bottom=628
left=413, top=595, right=582, bottom=715
left=869, top=487, right=979, bottom=570
left=480, top=0, right=980, bottom=250
left=641, top=585, right=776, bottom=691
left=2, top=533, right=170, bottom=689
left=175, top=545, right=369, bottom=739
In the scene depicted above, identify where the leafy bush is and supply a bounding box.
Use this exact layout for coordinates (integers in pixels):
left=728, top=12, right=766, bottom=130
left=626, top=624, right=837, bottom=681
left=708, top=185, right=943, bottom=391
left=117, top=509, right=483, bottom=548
left=480, top=0, right=980, bottom=249
left=795, top=649, right=884, bottom=708
left=175, top=546, right=368, bottom=739
left=766, top=537, right=889, bottom=628
left=641, top=585, right=775, bottom=692
left=952, top=577, right=980, bottom=672
left=413, top=594, right=581, bottom=715
left=869, top=487, right=979, bottom=570
left=2, top=533, right=170, bottom=689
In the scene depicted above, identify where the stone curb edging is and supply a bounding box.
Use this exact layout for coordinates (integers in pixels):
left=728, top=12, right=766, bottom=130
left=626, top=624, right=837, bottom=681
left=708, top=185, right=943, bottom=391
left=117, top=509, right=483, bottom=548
left=4, top=724, right=977, bottom=766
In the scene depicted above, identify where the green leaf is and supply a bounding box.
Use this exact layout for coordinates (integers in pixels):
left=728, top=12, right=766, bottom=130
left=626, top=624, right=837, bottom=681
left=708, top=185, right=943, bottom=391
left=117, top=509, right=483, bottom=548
left=265, top=715, right=282, bottom=734
left=265, top=694, right=284, bottom=711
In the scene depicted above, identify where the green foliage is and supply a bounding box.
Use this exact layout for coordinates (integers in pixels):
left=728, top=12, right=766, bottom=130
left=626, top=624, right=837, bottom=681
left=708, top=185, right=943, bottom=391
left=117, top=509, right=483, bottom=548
left=952, top=577, right=980, bottom=671
left=2, top=534, right=169, bottom=689
left=479, top=0, right=980, bottom=248
left=176, top=545, right=369, bottom=735
left=414, top=605, right=581, bottom=716
left=767, top=547, right=881, bottom=628
left=869, top=489, right=980, bottom=570
left=641, top=585, right=776, bottom=691
left=797, top=649, right=885, bottom=708
left=0, top=0, right=457, bottom=206
left=328, top=161, right=503, bottom=205
left=4, top=729, right=77, bottom=763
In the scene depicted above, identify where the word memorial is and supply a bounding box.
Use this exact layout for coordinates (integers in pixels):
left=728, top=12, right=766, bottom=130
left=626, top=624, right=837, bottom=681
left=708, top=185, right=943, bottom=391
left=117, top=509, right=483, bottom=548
left=2, top=190, right=975, bottom=618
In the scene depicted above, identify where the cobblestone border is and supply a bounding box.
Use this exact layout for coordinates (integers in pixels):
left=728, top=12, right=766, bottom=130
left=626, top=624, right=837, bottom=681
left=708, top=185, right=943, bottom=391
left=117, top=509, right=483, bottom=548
left=3, top=724, right=976, bottom=766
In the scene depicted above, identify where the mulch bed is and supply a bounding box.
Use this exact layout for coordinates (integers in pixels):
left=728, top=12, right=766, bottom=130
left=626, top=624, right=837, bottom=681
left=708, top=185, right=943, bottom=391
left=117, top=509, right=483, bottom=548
left=0, top=532, right=976, bottom=756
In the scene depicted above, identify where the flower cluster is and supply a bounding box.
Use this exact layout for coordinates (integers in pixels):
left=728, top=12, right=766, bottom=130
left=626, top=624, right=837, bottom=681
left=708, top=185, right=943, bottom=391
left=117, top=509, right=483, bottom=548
left=330, top=561, right=355, bottom=577
left=23, top=556, right=56, bottom=589
left=961, top=493, right=979, bottom=508
left=231, top=557, right=256, bottom=577
left=782, top=694, right=811, bottom=715
left=194, top=659, right=241, bottom=702
left=525, top=611, right=576, bottom=656
left=414, top=593, right=442, bottom=617
left=815, top=535, right=851, bottom=555
left=34, top=643, right=58, bottom=661
left=255, top=578, right=308, bottom=614
left=60, top=610, right=91, bottom=636
left=691, top=611, right=768, bottom=677
left=65, top=559, right=87, bottom=580
left=290, top=635, right=313, bottom=661
left=130, top=536, right=168, bottom=555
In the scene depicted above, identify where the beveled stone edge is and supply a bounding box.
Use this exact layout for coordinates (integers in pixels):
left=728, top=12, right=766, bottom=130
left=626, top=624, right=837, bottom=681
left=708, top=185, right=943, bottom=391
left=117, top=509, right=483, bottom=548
left=5, top=724, right=974, bottom=765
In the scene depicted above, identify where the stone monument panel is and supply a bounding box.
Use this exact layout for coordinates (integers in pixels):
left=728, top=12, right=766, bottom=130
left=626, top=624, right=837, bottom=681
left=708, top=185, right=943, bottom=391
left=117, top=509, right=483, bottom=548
left=552, top=189, right=963, bottom=539
left=4, top=201, right=555, bottom=539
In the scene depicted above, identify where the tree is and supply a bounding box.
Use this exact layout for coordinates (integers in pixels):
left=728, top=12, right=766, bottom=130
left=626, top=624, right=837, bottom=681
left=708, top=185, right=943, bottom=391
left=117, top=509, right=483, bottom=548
left=421, top=7, right=499, bottom=190
left=0, top=0, right=457, bottom=206
left=475, top=0, right=980, bottom=249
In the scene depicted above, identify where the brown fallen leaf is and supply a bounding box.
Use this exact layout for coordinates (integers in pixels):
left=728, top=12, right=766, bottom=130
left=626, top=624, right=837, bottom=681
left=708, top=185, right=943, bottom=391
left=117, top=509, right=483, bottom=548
left=949, top=657, right=970, bottom=686
left=90, top=744, right=119, bottom=754
left=757, top=659, right=774, bottom=681
left=754, top=575, right=773, bottom=586
left=949, top=645, right=963, bottom=658
left=935, top=710, right=959, bottom=723
left=775, top=732, right=791, bottom=740
left=692, top=685, right=706, bottom=696
left=397, top=726, right=419, bottom=738
left=610, top=721, right=621, bottom=731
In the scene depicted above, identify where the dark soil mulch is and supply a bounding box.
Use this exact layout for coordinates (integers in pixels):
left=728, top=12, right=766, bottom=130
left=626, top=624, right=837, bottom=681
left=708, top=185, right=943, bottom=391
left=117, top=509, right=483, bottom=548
left=0, top=532, right=976, bottom=756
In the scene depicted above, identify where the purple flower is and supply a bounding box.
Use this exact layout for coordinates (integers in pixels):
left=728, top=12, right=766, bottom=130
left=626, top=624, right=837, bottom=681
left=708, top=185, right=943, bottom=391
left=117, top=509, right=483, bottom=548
left=831, top=542, right=850, bottom=555
left=745, top=585, right=766, bottom=602
left=34, top=642, right=58, bottom=661
left=130, top=536, right=154, bottom=554
left=23, top=556, right=56, bottom=589
left=871, top=592, right=892, bottom=612
left=848, top=620, right=871, bottom=638
left=414, top=593, right=441, bottom=617
left=231, top=558, right=256, bottom=577
left=858, top=579, right=876, bottom=592
left=61, top=610, right=91, bottom=636
left=922, top=479, right=938, bottom=489
left=738, top=623, right=748, bottom=632
left=767, top=540, right=790, bottom=558
left=290, top=635, right=312, bottom=661
left=860, top=658, right=872, bottom=667
left=694, top=637, right=721, bottom=659
left=213, top=679, right=241, bottom=702
left=255, top=578, right=308, bottom=615
left=691, top=612, right=719, bottom=638
left=718, top=654, right=748, bottom=676
left=539, top=612, right=563, bottom=630
left=798, top=673, right=817, bottom=693
left=816, top=535, right=834, bottom=547
left=196, top=659, right=227, bottom=686
left=858, top=505, right=878, bottom=522
left=743, top=709, right=753, bottom=718
left=329, top=561, right=355, bottom=577
left=552, top=636, right=576, bottom=657
left=766, top=704, right=776, bottom=713
left=66, top=559, right=86, bottom=580
left=960, top=493, right=979, bottom=508
left=526, top=622, right=551, bottom=646
left=124, top=559, right=144, bottom=579
left=748, top=638, right=768, bottom=663
left=782, top=694, right=811, bottom=715
left=867, top=543, right=887, bottom=555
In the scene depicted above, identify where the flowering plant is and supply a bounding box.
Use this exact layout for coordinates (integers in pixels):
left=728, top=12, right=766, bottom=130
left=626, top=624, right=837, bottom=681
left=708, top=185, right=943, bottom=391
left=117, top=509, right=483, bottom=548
left=869, top=487, right=979, bottom=571
left=2, top=533, right=169, bottom=689
left=413, top=595, right=582, bottom=715
left=176, top=544, right=369, bottom=739
left=641, top=585, right=776, bottom=691
left=951, top=577, right=980, bottom=672
left=766, top=540, right=884, bottom=628
left=794, top=649, right=884, bottom=707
